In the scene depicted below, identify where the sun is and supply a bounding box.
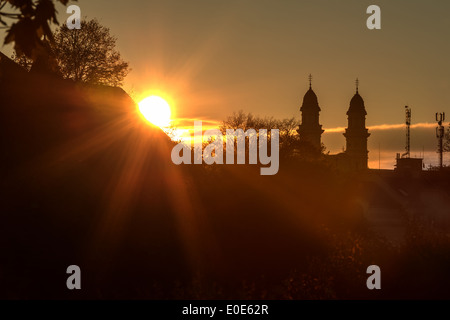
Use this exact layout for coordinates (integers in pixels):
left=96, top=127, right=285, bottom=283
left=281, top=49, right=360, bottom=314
left=138, top=96, right=172, bottom=128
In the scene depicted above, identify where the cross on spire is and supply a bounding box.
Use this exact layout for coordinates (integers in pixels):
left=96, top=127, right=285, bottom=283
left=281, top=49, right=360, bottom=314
left=355, top=78, right=359, bottom=93
left=308, top=74, right=312, bottom=89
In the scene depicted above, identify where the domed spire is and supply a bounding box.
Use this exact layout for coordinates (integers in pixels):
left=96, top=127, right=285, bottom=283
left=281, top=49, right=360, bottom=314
left=347, top=78, right=367, bottom=115
left=344, top=78, right=370, bottom=170
left=298, top=74, right=323, bottom=152
left=300, top=74, right=321, bottom=112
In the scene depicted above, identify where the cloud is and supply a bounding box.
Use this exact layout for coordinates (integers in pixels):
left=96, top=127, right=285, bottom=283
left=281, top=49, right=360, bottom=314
left=324, top=122, right=437, bottom=133
left=172, top=118, right=222, bottom=129
left=172, top=119, right=448, bottom=169
left=170, top=118, right=223, bottom=144
left=323, top=122, right=448, bottom=169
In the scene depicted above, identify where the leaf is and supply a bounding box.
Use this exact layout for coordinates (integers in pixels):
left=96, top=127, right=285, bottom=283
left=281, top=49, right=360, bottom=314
left=9, top=18, right=39, bottom=58
left=35, top=0, right=56, bottom=23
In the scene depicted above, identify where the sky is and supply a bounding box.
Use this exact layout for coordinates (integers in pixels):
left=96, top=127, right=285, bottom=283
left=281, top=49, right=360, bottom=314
left=1, top=0, right=450, bottom=168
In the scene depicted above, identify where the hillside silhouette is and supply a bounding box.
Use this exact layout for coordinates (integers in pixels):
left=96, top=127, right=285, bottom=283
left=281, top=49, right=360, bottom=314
left=1, top=52, right=450, bottom=299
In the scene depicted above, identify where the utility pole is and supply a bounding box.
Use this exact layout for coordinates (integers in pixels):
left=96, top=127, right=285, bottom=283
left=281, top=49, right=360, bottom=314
left=436, top=112, right=445, bottom=169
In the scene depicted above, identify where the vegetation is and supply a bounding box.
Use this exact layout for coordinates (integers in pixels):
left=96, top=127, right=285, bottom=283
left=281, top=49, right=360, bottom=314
left=11, top=18, right=130, bottom=86
left=219, top=110, right=327, bottom=159
left=52, top=19, right=130, bottom=86
left=1, top=0, right=74, bottom=58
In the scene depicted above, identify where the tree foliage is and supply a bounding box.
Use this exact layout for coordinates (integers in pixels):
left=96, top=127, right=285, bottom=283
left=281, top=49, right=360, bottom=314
left=11, top=18, right=131, bottom=87
left=219, top=110, right=329, bottom=159
left=11, top=50, right=33, bottom=71
left=220, top=110, right=298, bottom=135
left=52, top=19, right=130, bottom=86
left=1, top=0, right=74, bottom=58
left=220, top=110, right=302, bottom=157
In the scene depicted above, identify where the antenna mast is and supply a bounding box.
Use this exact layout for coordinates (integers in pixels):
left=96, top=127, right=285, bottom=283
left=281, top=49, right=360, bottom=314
left=402, top=106, right=411, bottom=158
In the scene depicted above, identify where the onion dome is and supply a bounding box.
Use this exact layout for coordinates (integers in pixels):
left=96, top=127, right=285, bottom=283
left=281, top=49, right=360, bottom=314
left=347, top=92, right=367, bottom=115
left=347, top=78, right=367, bottom=115
left=300, top=75, right=321, bottom=112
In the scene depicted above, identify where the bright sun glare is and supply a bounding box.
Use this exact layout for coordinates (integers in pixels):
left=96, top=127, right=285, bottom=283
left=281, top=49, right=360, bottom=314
left=138, top=96, right=172, bottom=128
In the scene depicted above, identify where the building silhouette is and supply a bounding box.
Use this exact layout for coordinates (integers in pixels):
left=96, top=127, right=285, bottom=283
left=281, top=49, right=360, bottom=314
left=343, top=81, right=371, bottom=170
left=298, top=76, right=370, bottom=170
left=297, top=75, right=324, bottom=153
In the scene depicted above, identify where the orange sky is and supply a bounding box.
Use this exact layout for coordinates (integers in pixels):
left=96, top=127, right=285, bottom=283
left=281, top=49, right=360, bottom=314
left=1, top=0, right=449, bottom=168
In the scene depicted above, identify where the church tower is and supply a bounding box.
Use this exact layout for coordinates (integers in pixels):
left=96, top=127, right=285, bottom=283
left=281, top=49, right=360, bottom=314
left=297, top=75, right=324, bottom=152
left=343, top=79, right=370, bottom=170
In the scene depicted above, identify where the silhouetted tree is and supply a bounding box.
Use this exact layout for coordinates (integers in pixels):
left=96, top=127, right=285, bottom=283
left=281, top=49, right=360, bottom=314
left=219, top=110, right=302, bottom=158
left=220, top=110, right=260, bottom=132
left=1, top=0, right=74, bottom=58
left=52, top=19, right=130, bottom=86
left=220, top=110, right=298, bottom=137
left=218, top=110, right=332, bottom=161
left=11, top=51, right=33, bottom=71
